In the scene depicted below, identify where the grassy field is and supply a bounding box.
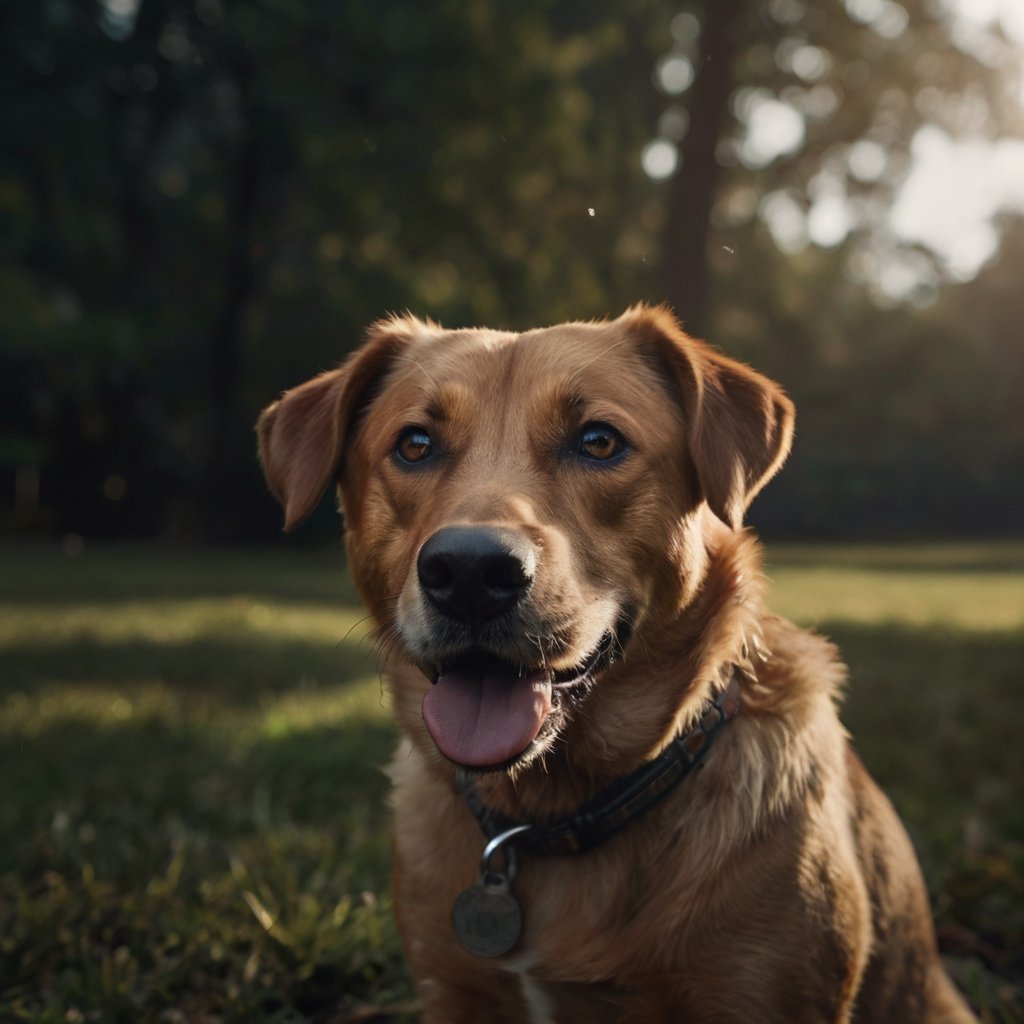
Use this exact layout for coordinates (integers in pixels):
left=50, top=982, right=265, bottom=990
left=0, top=541, right=1022, bottom=1023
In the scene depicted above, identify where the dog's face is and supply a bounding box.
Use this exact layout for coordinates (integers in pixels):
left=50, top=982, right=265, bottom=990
left=343, top=320, right=697, bottom=772
left=258, top=307, right=793, bottom=773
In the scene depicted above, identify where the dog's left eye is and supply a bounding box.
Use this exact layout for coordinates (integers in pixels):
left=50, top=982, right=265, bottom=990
left=577, top=422, right=628, bottom=463
left=395, top=427, right=434, bottom=465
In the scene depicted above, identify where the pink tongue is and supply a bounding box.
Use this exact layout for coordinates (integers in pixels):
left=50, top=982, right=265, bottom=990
left=421, top=666, right=552, bottom=767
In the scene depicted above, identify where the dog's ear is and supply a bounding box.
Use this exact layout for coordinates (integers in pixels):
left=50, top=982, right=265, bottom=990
left=626, top=305, right=795, bottom=530
left=256, top=321, right=411, bottom=532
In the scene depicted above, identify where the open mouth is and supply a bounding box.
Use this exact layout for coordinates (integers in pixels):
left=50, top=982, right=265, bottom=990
left=420, top=628, right=625, bottom=771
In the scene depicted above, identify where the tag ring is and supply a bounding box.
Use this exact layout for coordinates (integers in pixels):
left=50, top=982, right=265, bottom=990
left=480, top=824, right=532, bottom=884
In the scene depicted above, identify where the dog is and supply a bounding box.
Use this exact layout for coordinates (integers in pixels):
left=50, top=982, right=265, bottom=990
left=257, top=306, right=975, bottom=1023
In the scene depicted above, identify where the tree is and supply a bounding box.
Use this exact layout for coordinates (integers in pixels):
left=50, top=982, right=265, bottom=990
left=2, top=0, right=1021, bottom=541
left=663, top=0, right=744, bottom=336
left=0, top=0, right=669, bottom=540
left=653, top=0, right=1023, bottom=331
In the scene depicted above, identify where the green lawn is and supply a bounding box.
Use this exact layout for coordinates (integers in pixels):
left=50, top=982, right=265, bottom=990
left=1, top=541, right=1022, bottom=1022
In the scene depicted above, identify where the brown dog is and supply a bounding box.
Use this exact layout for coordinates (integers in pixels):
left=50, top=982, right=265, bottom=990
left=257, top=306, right=975, bottom=1023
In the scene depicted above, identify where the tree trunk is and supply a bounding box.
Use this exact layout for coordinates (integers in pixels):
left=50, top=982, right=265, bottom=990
left=202, top=122, right=263, bottom=543
left=663, top=0, right=744, bottom=338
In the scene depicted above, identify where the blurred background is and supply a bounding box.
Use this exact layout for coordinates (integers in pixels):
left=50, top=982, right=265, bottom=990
left=2, top=3, right=1023, bottom=1022
left=2, top=0, right=1023, bottom=545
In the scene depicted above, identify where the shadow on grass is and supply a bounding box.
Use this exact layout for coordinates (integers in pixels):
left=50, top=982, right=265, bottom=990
left=0, top=712, right=399, bottom=872
left=1, top=632, right=382, bottom=702
left=814, top=619, right=1024, bottom=1009
left=0, top=542, right=360, bottom=606
left=821, top=619, right=1022, bottom=825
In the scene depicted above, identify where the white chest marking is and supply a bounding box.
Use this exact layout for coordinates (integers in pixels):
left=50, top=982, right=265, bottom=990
left=502, top=955, right=556, bottom=1024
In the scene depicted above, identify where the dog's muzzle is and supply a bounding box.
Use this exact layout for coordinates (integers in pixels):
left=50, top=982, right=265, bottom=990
left=414, top=526, right=548, bottom=768
left=412, top=525, right=630, bottom=771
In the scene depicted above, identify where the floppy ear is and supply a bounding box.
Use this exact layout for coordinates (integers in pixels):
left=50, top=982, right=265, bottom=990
left=256, top=323, right=409, bottom=532
left=627, top=306, right=795, bottom=529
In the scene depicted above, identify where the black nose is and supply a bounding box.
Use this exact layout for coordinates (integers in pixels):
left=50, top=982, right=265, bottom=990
left=417, top=526, right=535, bottom=624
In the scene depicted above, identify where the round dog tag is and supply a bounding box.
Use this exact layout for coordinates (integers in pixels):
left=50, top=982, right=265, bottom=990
left=451, top=880, right=522, bottom=958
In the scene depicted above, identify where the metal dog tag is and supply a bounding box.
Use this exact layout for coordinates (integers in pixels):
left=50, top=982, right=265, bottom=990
left=452, top=871, right=522, bottom=957
left=452, top=823, right=532, bottom=958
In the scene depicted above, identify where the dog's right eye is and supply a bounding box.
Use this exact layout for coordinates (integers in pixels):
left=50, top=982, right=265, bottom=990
left=395, top=427, right=434, bottom=465
left=576, top=422, right=629, bottom=464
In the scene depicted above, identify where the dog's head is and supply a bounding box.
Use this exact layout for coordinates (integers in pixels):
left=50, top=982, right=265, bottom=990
left=258, top=306, right=793, bottom=772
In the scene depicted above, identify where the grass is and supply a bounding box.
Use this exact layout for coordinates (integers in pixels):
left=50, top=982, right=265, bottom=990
left=1, top=540, right=1022, bottom=1022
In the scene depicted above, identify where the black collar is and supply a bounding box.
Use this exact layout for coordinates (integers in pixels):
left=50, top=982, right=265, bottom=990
left=456, top=670, right=743, bottom=857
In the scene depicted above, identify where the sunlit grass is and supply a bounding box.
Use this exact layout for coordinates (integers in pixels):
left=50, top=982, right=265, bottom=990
left=0, top=599, right=374, bottom=646
left=0, top=541, right=1021, bottom=1021
left=0, top=675, right=388, bottom=741
left=765, top=541, right=1024, bottom=632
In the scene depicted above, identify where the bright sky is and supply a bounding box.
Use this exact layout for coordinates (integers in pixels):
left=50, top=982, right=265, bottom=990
left=648, top=0, right=1024, bottom=301
left=890, top=128, right=1024, bottom=281
left=764, top=0, right=1024, bottom=298
left=885, top=0, right=1024, bottom=288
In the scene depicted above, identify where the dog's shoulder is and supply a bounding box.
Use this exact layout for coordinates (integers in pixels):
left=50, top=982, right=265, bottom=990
left=758, top=612, right=847, bottom=711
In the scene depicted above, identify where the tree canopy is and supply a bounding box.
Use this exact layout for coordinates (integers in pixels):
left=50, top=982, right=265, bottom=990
left=2, top=0, right=1021, bottom=540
